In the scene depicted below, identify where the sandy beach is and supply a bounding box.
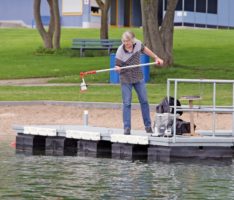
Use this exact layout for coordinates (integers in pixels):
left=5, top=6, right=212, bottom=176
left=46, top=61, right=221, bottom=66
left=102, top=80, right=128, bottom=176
left=0, top=104, right=232, bottom=136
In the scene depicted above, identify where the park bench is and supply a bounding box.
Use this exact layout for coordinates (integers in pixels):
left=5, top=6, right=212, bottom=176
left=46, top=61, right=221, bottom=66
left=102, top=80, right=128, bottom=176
left=71, top=38, right=122, bottom=56
left=32, top=16, right=50, bottom=28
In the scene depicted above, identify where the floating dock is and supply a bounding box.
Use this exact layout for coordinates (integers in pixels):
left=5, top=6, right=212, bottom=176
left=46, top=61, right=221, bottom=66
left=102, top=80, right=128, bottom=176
left=13, top=124, right=234, bottom=162
left=13, top=78, right=234, bottom=162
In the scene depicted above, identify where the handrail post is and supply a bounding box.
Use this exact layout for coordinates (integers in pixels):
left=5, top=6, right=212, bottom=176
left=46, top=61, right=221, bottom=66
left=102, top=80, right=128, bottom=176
left=212, top=82, right=216, bottom=137
left=232, top=83, right=234, bottom=136
left=173, top=80, right=178, bottom=143
left=167, top=79, right=170, bottom=100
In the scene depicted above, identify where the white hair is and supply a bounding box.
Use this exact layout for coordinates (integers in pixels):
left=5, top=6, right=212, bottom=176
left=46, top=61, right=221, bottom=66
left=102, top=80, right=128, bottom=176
left=121, top=31, right=136, bottom=44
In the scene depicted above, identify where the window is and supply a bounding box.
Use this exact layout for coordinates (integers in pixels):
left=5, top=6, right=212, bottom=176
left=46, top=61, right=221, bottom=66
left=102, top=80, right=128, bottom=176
left=176, top=0, right=182, bottom=10
left=196, top=0, right=206, bottom=13
left=62, top=0, right=83, bottom=15
left=91, top=0, right=102, bottom=15
left=208, top=0, right=217, bottom=14
left=165, top=0, right=182, bottom=11
left=185, top=0, right=195, bottom=12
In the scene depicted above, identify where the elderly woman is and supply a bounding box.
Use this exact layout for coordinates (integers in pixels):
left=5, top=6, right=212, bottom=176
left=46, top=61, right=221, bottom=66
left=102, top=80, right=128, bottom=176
left=115, top=30, right=164, bottom=135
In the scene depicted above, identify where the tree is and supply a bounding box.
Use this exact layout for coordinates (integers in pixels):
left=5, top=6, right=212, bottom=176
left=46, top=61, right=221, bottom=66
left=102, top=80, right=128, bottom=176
left=33, top=0, right=61, bottom=49
left=96, top=0, right=111, bottom=39
left=141, top=0, right=179, bottom=66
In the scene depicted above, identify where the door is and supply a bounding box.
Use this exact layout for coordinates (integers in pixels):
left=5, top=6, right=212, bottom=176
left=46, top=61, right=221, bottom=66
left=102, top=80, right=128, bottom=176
left=110, top=0, right=117, bottom=26
left=123, top=0, right=131, bottom=27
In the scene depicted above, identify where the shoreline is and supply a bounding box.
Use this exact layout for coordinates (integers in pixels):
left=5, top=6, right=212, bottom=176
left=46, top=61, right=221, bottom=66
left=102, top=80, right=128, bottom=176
left=0, top=103, right=232, bottom=137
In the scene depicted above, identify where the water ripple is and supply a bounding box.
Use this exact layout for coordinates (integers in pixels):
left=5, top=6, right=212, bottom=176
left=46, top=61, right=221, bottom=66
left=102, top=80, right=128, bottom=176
left=0, top=139, right=234, bottom=199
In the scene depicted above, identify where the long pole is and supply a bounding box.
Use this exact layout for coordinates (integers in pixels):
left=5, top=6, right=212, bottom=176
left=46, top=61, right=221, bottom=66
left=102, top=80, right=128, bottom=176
left=80, top=62, right=158, bottom=77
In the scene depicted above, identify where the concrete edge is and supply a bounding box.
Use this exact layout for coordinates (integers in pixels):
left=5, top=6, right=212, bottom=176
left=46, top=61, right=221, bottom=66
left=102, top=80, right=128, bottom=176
left=0, top=100, right=156, bottom=111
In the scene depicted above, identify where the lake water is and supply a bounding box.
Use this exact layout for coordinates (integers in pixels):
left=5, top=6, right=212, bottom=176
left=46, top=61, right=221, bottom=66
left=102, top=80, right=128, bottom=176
left=1, top=135, right=234, bottom=200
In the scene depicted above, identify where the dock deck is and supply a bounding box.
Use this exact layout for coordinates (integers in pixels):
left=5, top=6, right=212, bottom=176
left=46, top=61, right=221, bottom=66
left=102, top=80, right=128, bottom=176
left=13, top=124, right=234, bottom=162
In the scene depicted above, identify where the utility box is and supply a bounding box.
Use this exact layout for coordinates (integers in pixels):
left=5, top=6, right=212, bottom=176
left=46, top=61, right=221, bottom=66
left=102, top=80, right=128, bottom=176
left=110, top=53, right=120, bottom=84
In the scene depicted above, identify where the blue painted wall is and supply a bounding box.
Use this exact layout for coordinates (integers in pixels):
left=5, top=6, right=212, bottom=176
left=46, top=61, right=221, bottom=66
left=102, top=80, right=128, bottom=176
left=0, top=0, right=91, bottom=28
left=217, top=0, right=234, bottom=27
left=0, top=0, right=35, bottom=26
left=0, top=0, right=234, bottom=28
left=229, top=0, right=234, bottom=27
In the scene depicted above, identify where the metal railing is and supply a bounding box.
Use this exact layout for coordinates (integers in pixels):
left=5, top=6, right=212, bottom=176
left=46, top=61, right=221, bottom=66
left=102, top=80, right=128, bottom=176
left=166, top=78, right=234, bottom=143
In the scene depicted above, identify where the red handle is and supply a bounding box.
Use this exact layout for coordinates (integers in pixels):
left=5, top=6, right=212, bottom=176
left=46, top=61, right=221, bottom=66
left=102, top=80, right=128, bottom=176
left=80, top=70, right=97, bottom=78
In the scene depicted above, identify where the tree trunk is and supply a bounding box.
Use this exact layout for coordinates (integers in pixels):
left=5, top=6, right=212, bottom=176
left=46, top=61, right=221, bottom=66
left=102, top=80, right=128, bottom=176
left=33, top=0, right=61, bottom=49
left=141, top=0, right=178, bottom=66
left=141, top=0, right=164, bottom=54
left=52, top=0, right=61, bottom=49
left=34, top=0, right=53, bottom=48
left=96, top=0, right=111, bottom=39
left=47, top=0, right=55, bottom=38
left=141, top=1, right=151, bottom=49
left=160, top=0, right=179, bottom=65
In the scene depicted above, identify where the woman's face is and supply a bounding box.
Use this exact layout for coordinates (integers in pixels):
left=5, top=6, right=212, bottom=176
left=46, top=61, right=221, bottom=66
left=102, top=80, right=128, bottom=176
left=123, top=39, right=133, bottom=49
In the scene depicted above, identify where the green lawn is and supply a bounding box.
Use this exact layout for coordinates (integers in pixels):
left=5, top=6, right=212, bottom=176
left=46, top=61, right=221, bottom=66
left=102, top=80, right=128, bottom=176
left=0, top=27, right=233, bottom=104
left=0, top=83, right=233, bottom=106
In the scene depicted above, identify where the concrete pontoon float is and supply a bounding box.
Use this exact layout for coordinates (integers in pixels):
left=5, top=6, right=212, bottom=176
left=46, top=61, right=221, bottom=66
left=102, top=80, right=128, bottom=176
left=14, top=79, right=234, bottom=162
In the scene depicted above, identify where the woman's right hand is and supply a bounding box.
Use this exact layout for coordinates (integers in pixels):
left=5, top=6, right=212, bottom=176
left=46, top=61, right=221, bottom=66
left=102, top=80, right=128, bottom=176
left=155, top=57, right=164, bottom=65
left=115, top=66, right=121, bottom=72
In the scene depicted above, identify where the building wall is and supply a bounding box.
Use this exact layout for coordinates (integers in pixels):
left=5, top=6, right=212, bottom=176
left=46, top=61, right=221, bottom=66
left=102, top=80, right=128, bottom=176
left=173, top=0, right=234, bottom=28
left=217, top=0, right=234, bottom=27
left=0, top=0, right=101, bottom=28
left=0, top=0, right=233, bottom=29
left=0, top=0, right=37, bottom=27
left=52, top=0, right=84, bottom=28
left=229, top=0, right=234, bottom=27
